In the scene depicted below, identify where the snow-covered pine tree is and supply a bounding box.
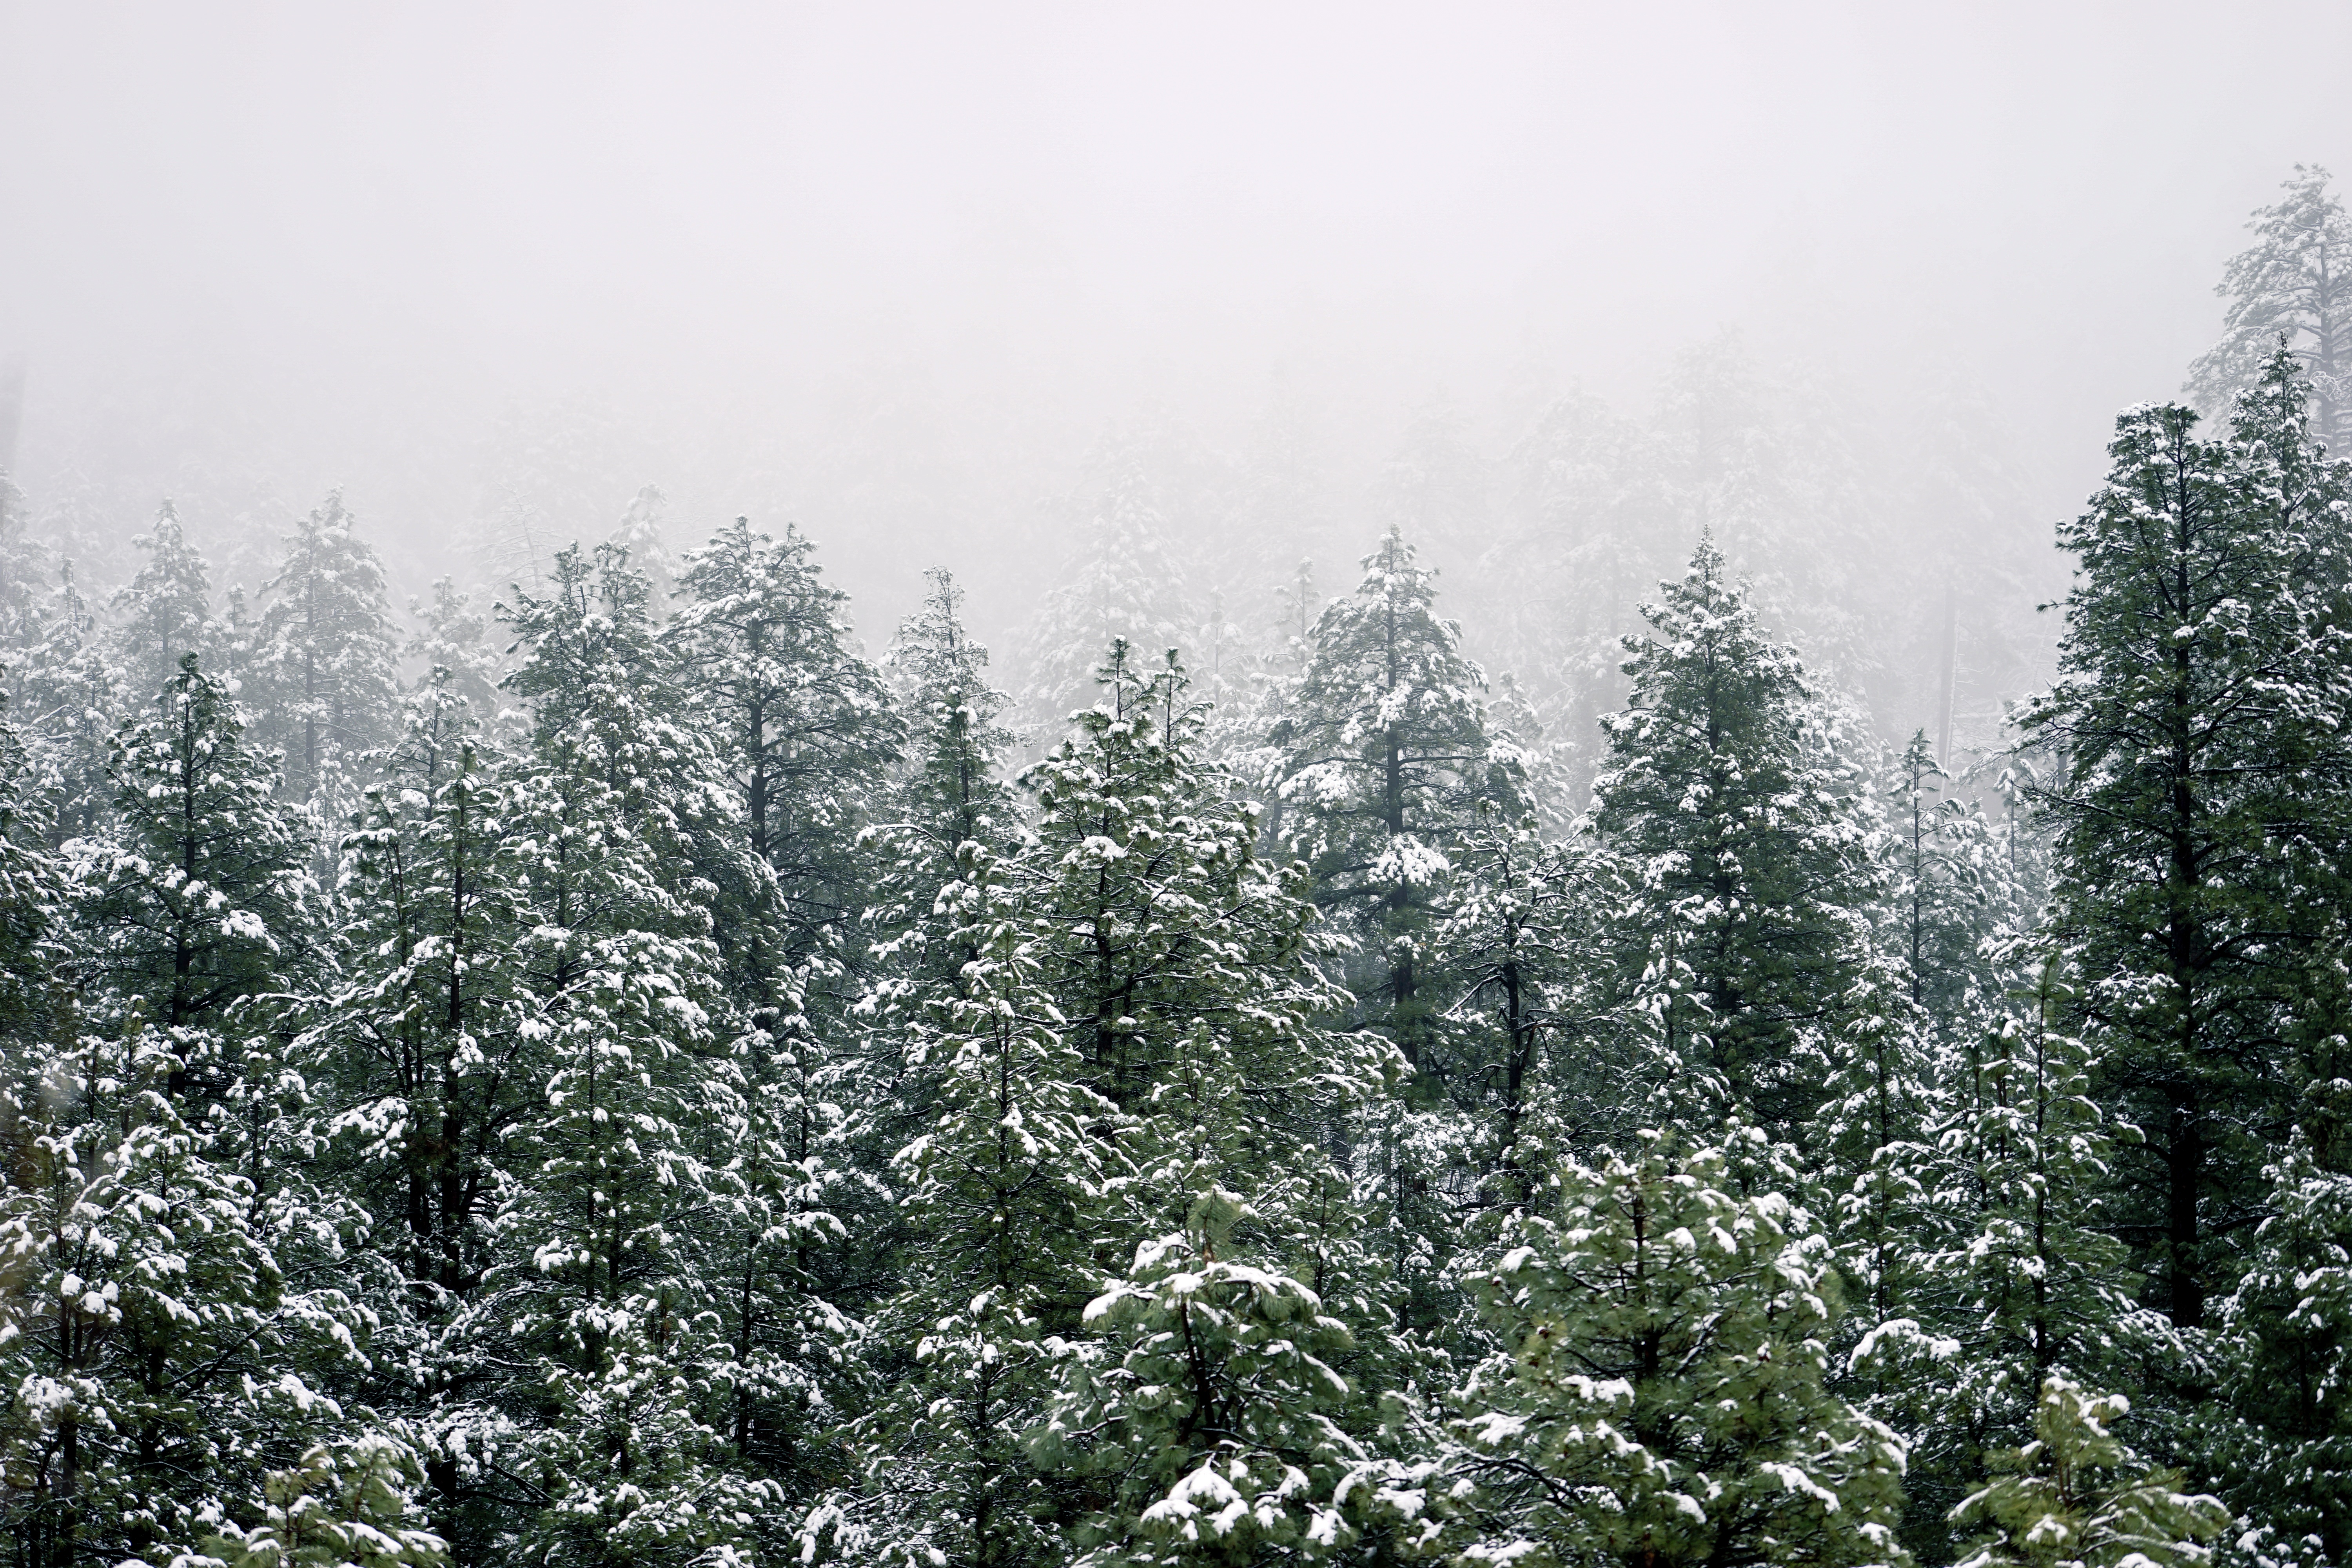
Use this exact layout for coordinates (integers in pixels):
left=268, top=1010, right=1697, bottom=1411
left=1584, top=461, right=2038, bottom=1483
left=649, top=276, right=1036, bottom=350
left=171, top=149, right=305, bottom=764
left=1019, top=642, right=1370, bottom=1149
left=292, top=672, right=537, bottom=1556
left=1267, top=528, right=1527, bottom=1341
left=2191, top=1131, right=2352, bottom=1568
left=69, top=653, right=315, bottom=1044
left=490, top=565, right=790, bottom=1566
left=1031, top=1187, right=1368, bottom=1566
left=863, top=567, right=1018, bottom=1100
left=486, top=803, right=783, bottom=1568
left=1892, top=954, right=2139, bottom=1563
left=1588, top=536, right=1889, bottom=1153
left=252, top=490, right=399, bottom=806
left=499, top=541, right=677, bottom=788
left=0, top=689, right=65, bottom=1045
left=110, top=500, right=214, bottom=710
left=1272, top=524, right=1525, bottom=1077
left=206, top=1434, right=450, bottom=1568
left=1397, top=1131, right=1911, bottom=1568
left=1886, top=732, right=2007, bottom=1049
left=609, top=484, right=677, bottom=604
left=1, top=585, right=395, bottom=1561
left=1430, top=807, right=1611, bottom=1209
left=666, top=517, right=904, bottom=1524
left=7, top=559, right=120, bottom=846
left=1948, top=1377, right=2225, bottom=1568
left=836, top=837, right=1127, bottom=1568
left=2189, top=167, right=2352, bottom=454
left=499, top=539, right=746, bottom=924
left=669, top=515, right=900, bottom=1024
left=880, top=566, right=1016, bottom=871
left=1007, top=646, right=1393, bottom=1565
left=2020, top=348, right=2352, bottom=1332
left=405, top=577, right=509, bottom=740
left=0, top=1023, right=359, bottom=1568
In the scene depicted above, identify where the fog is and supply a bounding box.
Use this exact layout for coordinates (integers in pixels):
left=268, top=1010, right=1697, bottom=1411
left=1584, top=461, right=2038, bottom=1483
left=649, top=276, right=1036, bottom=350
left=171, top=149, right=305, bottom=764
left=4, top=1, right=2348, bottom=758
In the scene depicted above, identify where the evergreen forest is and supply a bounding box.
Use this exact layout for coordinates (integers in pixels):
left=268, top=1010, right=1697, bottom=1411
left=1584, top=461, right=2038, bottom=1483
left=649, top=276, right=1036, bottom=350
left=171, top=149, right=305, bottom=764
left=11, top=166, right=2352, bottom=1568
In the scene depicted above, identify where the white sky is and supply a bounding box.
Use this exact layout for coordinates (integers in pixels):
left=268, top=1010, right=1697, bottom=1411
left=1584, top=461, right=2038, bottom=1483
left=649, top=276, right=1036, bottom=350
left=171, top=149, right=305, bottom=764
left=4, top=1, right=2348, bottom=617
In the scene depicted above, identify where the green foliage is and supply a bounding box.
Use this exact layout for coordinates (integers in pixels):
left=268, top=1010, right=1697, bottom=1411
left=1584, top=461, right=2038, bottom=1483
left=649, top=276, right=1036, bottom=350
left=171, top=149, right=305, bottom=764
left=849, top=835, right=1128, bottom=1568
left=1415, top=1132, right=1911, bottom=1568
left=1884, top=955, right=2143, bottom=1564
left=1949, top=1378, right=2225, bottom=1568
left=1590, top=537, right=1889, bottom=1148
left=208, top=1436, right=448, bottom=1568
left=0, top=1027, right=350, bottom=1568
left=1035, top=1187, right=1367, bottom=1566
left=1273, top=526, right=1524, bottom=1074
left=71, top=653, right=315, bottom=1036
left=671, top=515, right=900, bottom=1018
left=1430, top=811, right=1610, bottom=1206
left=2194, top=1135, right=2352, bottom=1568
left=2021, top=350, right=2352, bottom=1329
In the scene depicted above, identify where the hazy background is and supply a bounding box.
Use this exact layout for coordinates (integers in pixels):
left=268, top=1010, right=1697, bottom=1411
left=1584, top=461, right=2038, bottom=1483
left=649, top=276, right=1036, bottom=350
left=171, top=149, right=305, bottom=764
left=3, top=0, right=2347, bottom=744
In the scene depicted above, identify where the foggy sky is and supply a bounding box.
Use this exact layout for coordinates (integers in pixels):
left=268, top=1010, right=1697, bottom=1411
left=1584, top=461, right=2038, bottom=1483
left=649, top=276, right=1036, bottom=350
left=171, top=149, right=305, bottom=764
left=4, top=1, right=2348, bottom=640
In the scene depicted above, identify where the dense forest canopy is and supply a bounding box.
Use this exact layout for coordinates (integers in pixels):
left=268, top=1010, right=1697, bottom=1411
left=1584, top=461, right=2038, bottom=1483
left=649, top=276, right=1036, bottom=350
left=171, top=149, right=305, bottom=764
left=11, top=66, right=2352, bottom=1568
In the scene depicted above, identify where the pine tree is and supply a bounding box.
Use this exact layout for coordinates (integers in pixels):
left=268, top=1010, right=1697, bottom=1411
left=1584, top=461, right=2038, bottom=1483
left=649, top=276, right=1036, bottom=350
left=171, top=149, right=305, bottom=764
left=2020, top=350, right=2352, bottom=1330
left=253, top=491, right=399, bottom=805
left=207, top=1435, right=450, bottom=1568
left=2189, top=167, right=2352, bottom=453
left=492, top=542, right=789, bottom=1566
left=609, top=484, right=677, bottom=604
left=1588, top=537, right=1887, bottom=1149
left=0, top=691, right=66, bottom=1045
left=863, top=569, right=1018, bottom=1212
left=68, top=653, right=314, bottom=1042
left=842, top=839, right=1127, bottom=1568
left=111, top=501, right=213, bottom=708
left=1430, top=808, right=1609, bottom=1207
left=1949, top=1377, right=2225, bottom=1568
left=1404, top=1131, right=1913, bottom=1568
left=1020, top=644, right=1366, bottom=1140
left=1031, top=1187, right=1368, bottom=1566
left=1014, top=646, right=1393, bottom=1567
left=292, top=676, right=536, bottom=1555
left=6, top=559, right=118, bottom=846
left=1885, top=733, right=2007, bottom=1047
left=1272, top=525, right=1524, bottom=1076
left=2192, top=1131, right=2352, bottom=1568
left=486, top=812, right=780, bottom=1568
left=664, top=517, right=906, bottom=1522
left=1892, top=955, right=2140, bottom=1564
left=669, top=516, right=900, bottom=1022
left=499, top=541, right=737, bottom=918
left=0, top=1022, right=361, bottom=1568
left=405, top=578, right=508, bottom=739
left=873, top=566, right=1016, bottom=919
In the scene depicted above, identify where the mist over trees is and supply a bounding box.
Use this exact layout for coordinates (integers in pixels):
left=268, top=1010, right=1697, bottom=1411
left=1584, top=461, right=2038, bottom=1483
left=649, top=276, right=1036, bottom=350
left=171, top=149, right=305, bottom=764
left=9, top=110, right=2352, bottom=1568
